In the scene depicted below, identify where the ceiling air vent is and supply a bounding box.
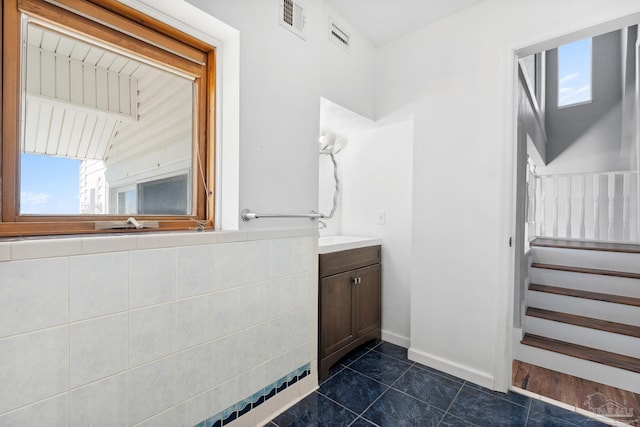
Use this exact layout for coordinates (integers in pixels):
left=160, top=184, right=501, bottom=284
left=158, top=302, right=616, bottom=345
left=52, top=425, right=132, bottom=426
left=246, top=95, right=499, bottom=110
left=329, top=20, right=350, bottom=52
left=279, top=0, right=305, bottom=40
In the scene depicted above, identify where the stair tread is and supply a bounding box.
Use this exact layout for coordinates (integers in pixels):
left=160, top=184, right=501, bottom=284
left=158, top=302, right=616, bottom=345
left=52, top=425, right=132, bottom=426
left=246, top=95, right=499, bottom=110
left=531, top=262, right=640, bottom=279
left=521, top=333, right=640, bottom=374
left=526, top=307, right=640, bottom=338
left=530, top=238, right=640, bottom=254
left=528, top=283, right=640, bottom=307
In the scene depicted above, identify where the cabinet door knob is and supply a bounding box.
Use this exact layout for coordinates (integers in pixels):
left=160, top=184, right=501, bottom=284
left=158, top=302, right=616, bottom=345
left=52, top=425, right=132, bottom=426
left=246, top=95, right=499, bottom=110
left=352, top=277, right=358, bottom=285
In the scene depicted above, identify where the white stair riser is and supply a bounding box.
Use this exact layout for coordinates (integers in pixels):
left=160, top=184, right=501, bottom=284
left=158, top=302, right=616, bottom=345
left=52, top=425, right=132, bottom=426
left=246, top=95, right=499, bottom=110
left=532, top=247, right=640, bottom=274
left=527, top=291, right=640, bottom=327
left=515, top=341, right=640, bottom=394
left=531, top=267, right=640, bottom=299
left=524, top=316, right=640, bottom=359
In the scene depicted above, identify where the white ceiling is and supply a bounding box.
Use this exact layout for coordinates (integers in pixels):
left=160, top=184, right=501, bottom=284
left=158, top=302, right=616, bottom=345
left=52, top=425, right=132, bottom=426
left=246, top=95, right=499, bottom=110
left=323, top=0, right=483, bottom=46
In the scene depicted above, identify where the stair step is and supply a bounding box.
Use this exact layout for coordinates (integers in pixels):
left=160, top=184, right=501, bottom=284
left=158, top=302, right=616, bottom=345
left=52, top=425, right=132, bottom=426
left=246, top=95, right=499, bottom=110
left=530, top=268, right=640, bottom=299
left=530, top=238, right=640, bottom=254
left=531, top=262, right=640, bottom=280
left=525, top=307, right=640, bottom=338
left=521, top=333, right=640, bottom=374
left=528, top=283, right=640, bottom=307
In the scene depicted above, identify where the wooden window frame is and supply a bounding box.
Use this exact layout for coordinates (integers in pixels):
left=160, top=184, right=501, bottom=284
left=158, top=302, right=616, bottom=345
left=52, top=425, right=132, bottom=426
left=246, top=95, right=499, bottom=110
left=1, top=0, right=216, bottom=237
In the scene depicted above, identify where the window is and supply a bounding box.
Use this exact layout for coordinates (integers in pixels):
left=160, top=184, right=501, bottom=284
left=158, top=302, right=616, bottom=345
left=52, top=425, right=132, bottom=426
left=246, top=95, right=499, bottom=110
left=1, top=0, right=215, bottom=236
left=557, top=38, right=592, bottom=108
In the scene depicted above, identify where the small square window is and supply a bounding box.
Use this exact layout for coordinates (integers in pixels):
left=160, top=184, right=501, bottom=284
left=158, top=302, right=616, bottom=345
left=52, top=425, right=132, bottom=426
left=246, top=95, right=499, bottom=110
left=557, top=38, right=592, bottom=108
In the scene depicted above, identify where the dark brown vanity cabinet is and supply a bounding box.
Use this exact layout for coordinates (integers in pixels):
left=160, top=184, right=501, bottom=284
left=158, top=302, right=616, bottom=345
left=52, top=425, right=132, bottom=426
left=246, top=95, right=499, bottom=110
left=318, top=245, right=381, bottom=380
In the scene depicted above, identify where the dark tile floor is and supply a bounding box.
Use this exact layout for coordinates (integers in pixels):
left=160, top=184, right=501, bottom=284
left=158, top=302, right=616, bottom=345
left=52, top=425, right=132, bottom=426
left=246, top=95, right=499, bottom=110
left=268, top=341, right=610, bottom=427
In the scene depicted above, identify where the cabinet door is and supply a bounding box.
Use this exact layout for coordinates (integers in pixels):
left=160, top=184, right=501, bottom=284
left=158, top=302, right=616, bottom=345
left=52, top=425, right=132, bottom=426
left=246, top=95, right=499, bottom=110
left=320, top=270, right=355, bottom=357
left=354, top=264, right=381, bottom=338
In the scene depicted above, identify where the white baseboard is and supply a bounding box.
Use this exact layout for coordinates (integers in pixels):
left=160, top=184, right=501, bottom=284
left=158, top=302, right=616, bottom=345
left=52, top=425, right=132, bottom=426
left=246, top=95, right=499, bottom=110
left=381, top=329, right=410, bottom=348
left=408, top=346, right=495, bottom=390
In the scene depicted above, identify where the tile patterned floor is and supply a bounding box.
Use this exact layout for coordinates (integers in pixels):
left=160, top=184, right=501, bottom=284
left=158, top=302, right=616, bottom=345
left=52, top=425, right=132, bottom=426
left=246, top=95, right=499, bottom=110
left=268, top=341, right=610, bottom=426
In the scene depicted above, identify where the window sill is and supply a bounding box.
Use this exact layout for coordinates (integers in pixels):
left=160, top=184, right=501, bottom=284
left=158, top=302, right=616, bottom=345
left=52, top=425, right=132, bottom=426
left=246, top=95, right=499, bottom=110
left=0, top=227, right=318, bottom=261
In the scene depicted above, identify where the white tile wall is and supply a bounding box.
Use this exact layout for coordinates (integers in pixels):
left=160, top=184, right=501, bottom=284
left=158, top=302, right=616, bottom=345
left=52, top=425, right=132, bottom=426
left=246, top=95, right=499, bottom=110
left=129, top=303, right=175, bottom=368
left=175, top=343, right=214, bottom=404
left=0, top=230, right=317, bottom=426
left=0, top=394, right=68, bottom=427
left=70, top=252, right=128, bottom=321
left=131, top=409, right=176, bottom=427
left=129, top=249, right=175, bottom=308
left=175, top=389, right=215, bottom=427
left=70, top=313, right=128, bottom=388
left=0, top=326, right=68, bottom=413
left=176, top=245, right=214, bottom=298
left=129, top=357, right=175, bottom=425
left=0, top=258, right=68, bottom=338
left=176, top=294, right=214, bottom=351
left=70, top=373, right=128, bottom=427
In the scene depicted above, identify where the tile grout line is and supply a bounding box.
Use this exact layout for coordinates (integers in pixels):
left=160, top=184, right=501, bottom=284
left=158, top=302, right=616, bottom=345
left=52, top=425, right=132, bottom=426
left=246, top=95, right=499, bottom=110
left=315, top=392, right=363, bottom=424
left=435, top=379, right=466, bottom=426
left=351, top=355, right=415, bottom=426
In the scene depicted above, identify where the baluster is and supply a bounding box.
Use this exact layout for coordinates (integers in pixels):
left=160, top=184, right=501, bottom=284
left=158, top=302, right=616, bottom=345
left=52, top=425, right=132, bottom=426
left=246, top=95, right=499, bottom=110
left=565, top=176, right=572, bottom=238
left=593, top=175, right=600, bottom=240
left=552, top=175, right=559, bottom=237
left=539, top=177, right=546, bottom=236
left=527, top=166, right=537, bottom=239
left=623, top=173, right=631, bottom=241
left=608, top=173, right=615, bottom=241
left=579, top=175, right=586, bottom=239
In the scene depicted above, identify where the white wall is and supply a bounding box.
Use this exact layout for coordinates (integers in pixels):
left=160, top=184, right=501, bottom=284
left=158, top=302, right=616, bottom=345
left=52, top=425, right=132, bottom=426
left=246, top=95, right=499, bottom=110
left=318, top=98, right=414, bottom=346
left=186, top=0, right=376, bottom=231
left=376, top=0, right=640, bottom=390
left=339, top=120, right=414, bottom=345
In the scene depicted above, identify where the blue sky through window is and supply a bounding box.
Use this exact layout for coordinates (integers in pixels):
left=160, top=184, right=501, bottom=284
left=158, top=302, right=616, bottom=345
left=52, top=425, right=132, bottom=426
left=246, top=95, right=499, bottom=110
left=20, top=154, right=80, bottom=214
left=558, top=38, right=592, bottom=107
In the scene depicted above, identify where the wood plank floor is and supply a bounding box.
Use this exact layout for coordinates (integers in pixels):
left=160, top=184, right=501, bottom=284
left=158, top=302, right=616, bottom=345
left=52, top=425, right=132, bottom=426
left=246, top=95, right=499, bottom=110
left=513, top=360, right=640, bottom=424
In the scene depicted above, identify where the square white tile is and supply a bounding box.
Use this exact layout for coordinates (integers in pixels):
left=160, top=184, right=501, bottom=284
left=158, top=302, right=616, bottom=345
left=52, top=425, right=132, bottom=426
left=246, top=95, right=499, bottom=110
left=211, top=287, right=242, bottom=340
left=129, top=248, right=175, bottom=308
left=212, top=332, right=246, bottom=386
left=176, top=245, right=214, bottom=298
left=291, top=236, right=314, bottom=274
left=129, top=356, right=175, bottom=425
left=129, top=408, right=176, bottom=427
left=175, top=389, right=215, bottom=427
left=175, top=342, right=214, bottom=404
left=244, top=240, right=271, bottom=284
left=0, top=258, right=68, bottom=338
left=70, top=313, right=128, bottom=388
left=0, top=394, right=68, bottom=427
left=129, top=303, right=175, bottom=368
left=213, top=242, right=246, bottom=290
left=70, top=252, right=128, bottom=322
left=70, top=373, right=127, bottom=427
left=270, top=238, right=293, bottom=278
left=176, top=294, right=213, bottom=351
left=0, top=326, right=68, bottom=414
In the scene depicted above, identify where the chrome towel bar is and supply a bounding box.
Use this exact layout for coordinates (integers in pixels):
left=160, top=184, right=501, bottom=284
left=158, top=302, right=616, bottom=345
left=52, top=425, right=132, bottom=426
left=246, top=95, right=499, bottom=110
left=241, top=209, right=324, bottom=221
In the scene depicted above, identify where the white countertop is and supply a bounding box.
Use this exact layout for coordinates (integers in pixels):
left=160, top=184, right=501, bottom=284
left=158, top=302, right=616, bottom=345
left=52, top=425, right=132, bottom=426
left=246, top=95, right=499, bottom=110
left=318, top=235, right=382, bottom=254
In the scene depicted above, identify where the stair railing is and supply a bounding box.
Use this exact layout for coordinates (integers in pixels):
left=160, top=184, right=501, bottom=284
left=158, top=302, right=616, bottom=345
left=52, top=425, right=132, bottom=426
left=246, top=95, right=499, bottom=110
left=528, top=170, right=638, bottom=242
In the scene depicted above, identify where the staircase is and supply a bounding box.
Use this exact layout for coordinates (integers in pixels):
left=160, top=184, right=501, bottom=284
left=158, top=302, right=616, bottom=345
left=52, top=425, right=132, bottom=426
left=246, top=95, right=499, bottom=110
left=515, top=238, right=640, bottom=394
